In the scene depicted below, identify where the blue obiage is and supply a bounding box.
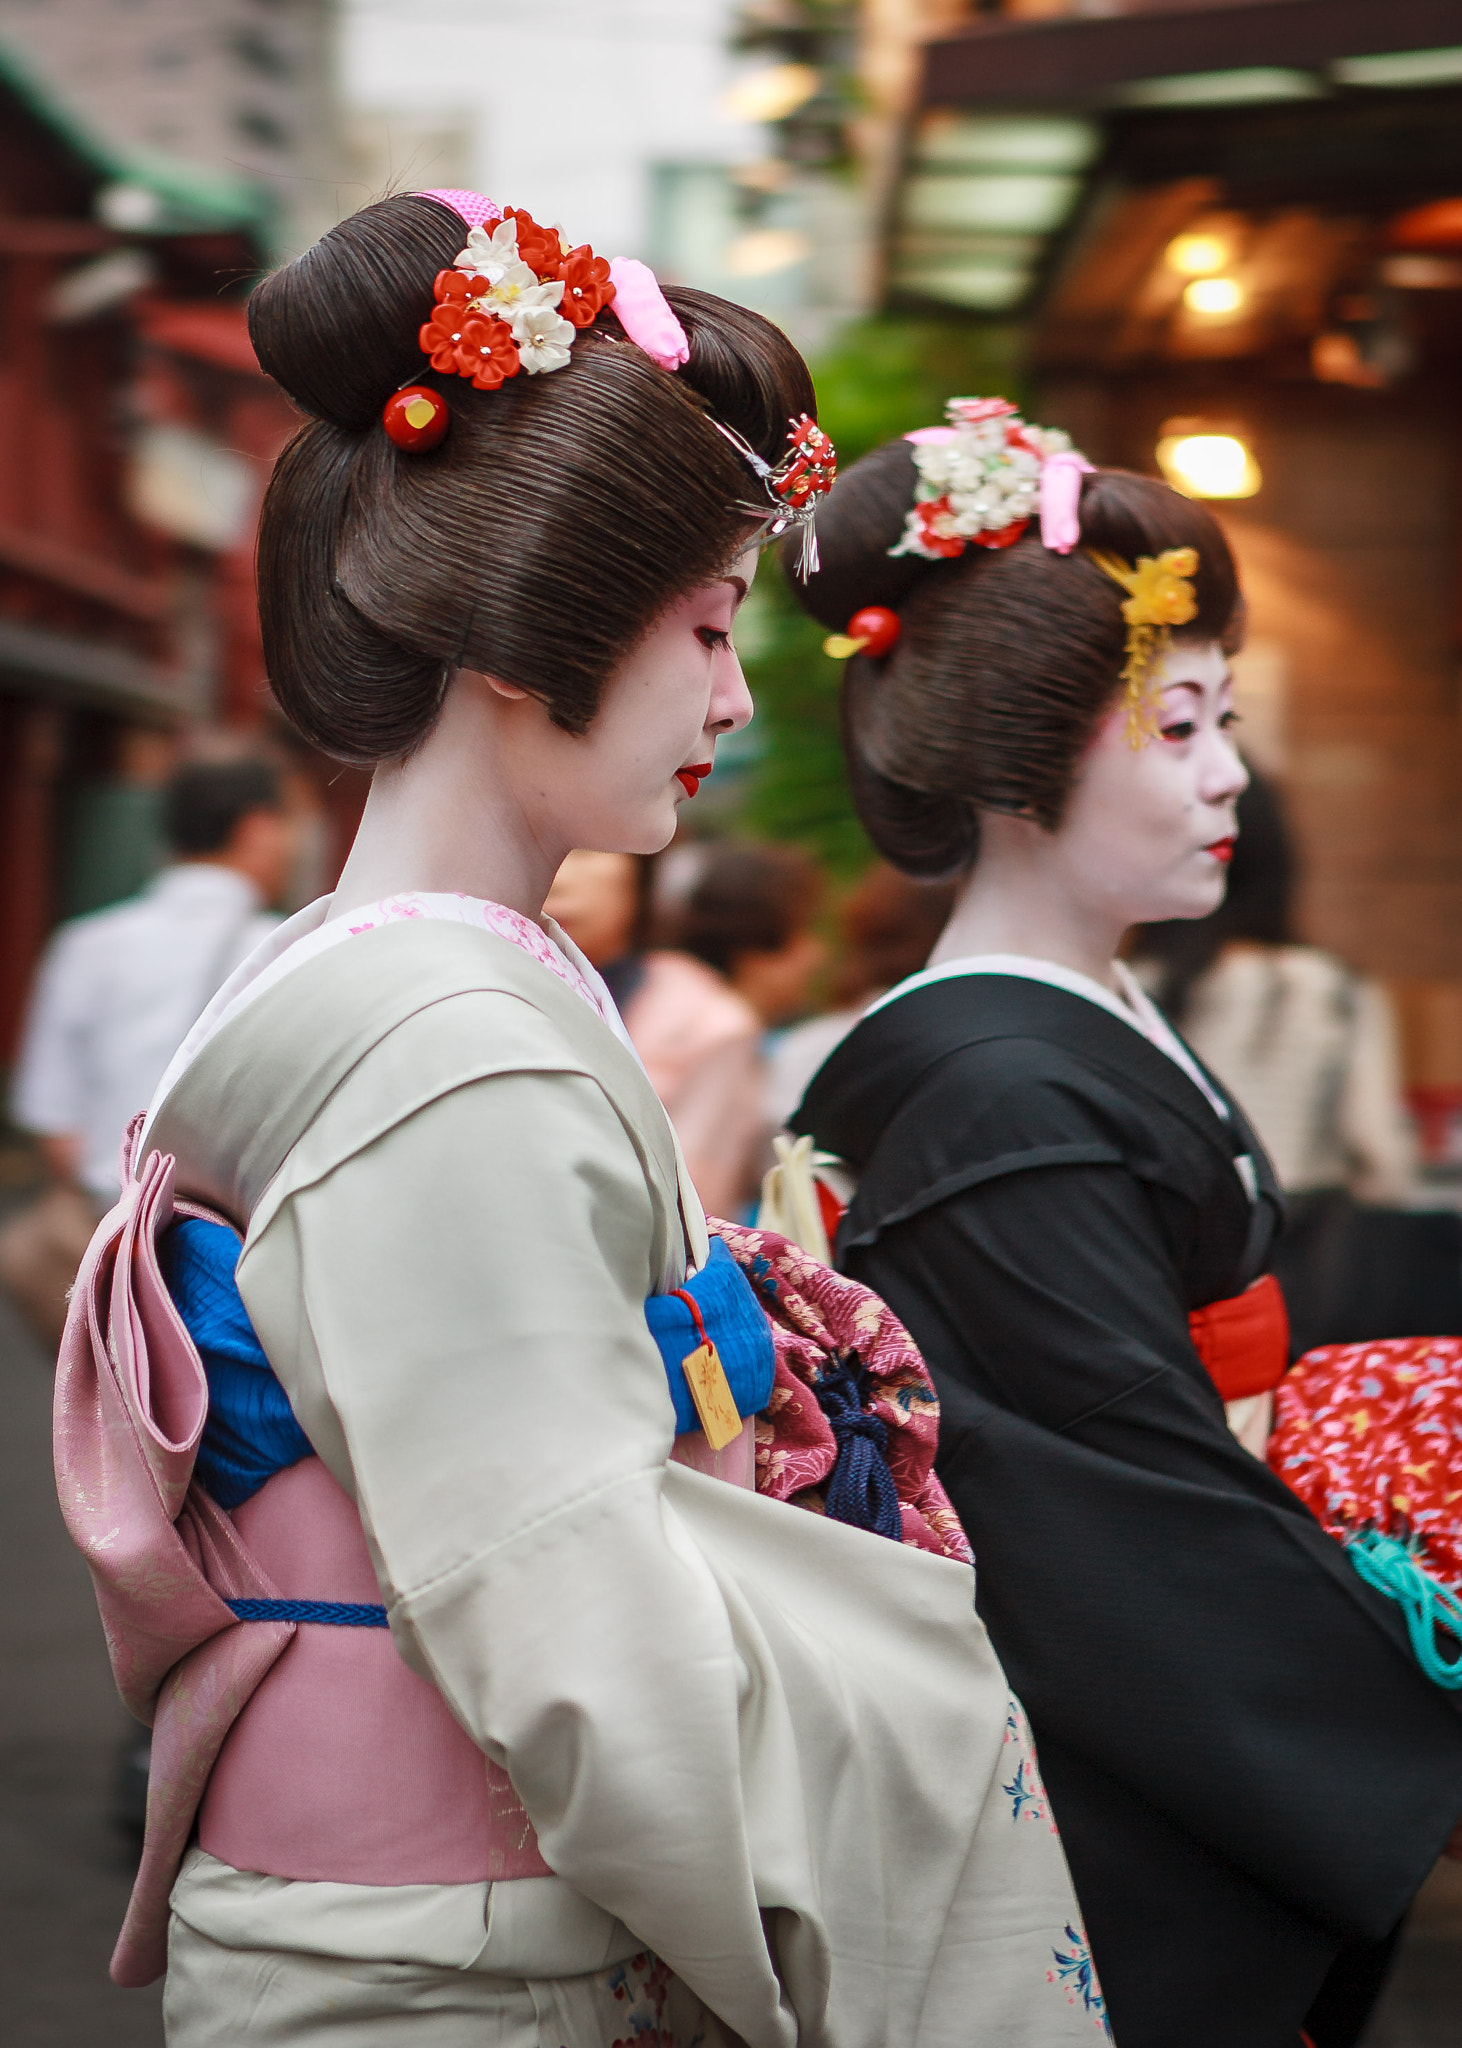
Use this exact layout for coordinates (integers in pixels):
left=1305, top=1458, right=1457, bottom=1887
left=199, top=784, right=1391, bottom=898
left=162, top=1216, right=776, bottom=1515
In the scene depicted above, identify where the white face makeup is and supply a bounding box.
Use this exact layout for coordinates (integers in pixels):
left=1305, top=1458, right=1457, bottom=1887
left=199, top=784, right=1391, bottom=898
left=1044, top=639, right=1248, bottom=930
left=481, top=545, right=758, bottom=860
left=584, top=549, right=757, bottom=852
left=329, top=546, right=759, bottom=923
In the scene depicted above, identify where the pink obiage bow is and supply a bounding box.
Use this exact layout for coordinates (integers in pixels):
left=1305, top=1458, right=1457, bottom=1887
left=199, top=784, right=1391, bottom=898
left=1039, top=449, right=1095, bottom=554
left=420, top=188, right=690, bottom=373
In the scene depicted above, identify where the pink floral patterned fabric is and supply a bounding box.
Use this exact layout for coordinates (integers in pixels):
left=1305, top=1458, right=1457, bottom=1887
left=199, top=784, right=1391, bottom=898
left=710, top=1217, right=973, bottom=1563
left=1268, top=1335, right=1462, bottom=1596
left=329, top=893, right=612, bottom=1019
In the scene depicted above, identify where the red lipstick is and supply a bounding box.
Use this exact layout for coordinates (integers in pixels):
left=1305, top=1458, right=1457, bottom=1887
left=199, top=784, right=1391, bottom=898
left=1205, top=837, right=1236, bottom=865
left=676, top=762, right=713, bottom=799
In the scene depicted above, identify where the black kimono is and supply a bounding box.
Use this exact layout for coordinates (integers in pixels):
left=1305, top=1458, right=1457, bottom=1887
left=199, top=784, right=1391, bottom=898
left=792, top=968, right=1462, bottom=2048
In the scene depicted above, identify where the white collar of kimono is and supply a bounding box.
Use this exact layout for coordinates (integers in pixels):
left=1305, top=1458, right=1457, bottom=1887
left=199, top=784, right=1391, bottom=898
left=143, top=890, right=639, bottom=1147
left=865, top=952, right=1234, bottom=1128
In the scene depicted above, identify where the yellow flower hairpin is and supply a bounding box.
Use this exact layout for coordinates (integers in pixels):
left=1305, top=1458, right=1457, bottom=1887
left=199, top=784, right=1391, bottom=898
left=1086, top=546, right=1199, bottom=746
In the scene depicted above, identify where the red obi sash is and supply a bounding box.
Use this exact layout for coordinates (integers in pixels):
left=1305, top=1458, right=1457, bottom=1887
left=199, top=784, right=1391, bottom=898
left=1187, top=1274, right=1290, bottom=1401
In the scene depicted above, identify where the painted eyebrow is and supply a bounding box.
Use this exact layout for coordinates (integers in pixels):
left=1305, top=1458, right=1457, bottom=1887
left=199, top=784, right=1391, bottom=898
left=1160, top=680, right=1205, bottom=700
left=721, top=575, right=749, bottom=608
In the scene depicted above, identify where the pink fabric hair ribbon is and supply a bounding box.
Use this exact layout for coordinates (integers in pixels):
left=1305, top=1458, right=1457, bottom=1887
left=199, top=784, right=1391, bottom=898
left=1039, top=449, right=1095, bottom=555
left=606, top=256, right=690, bottom=372
left=420, top=189, right=689, bottom=374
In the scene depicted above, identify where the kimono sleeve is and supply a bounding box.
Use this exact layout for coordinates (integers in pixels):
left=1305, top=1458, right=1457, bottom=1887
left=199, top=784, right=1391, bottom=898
left=848, top=1087, right=1462, bottom=1941
left=238, top=1060, right=796, bottom=2048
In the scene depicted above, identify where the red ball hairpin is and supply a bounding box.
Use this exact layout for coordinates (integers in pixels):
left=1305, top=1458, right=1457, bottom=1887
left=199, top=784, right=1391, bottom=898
left=382, top=385, right=450, bottom=453
left=822, top=605, right=901, bottom=662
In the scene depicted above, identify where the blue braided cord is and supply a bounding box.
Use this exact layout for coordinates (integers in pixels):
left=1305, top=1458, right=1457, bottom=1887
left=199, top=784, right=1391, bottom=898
left=815, top=1360, right=903, bottom=1543
left=226, top=1598, right=389, bottom=1628
left=1346, top=1531, right=1462, bottom=1689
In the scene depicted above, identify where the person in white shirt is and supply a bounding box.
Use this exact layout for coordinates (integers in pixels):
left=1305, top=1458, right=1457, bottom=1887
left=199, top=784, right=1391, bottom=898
left=11, top=758, right=294, bottom=1204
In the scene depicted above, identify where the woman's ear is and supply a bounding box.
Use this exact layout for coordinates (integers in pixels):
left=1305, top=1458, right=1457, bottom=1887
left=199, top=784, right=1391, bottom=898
left=459, top=666, right=532, bottom=704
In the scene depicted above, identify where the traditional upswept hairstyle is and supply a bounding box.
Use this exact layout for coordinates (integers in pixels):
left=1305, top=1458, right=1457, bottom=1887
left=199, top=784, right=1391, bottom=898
left=786, top=439, right=1241, bottom=877
left=249, top=194, right=815, bottom=764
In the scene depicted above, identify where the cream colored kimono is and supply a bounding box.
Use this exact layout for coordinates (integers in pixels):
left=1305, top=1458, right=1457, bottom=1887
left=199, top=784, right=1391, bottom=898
left=145, top=912, right=1102, bottom=2048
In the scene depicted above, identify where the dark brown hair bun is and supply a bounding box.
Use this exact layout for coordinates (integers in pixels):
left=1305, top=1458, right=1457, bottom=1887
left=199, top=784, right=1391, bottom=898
left=249, top=195, right=814, bottom=764
left=785, top=443, right=1240, bottom=877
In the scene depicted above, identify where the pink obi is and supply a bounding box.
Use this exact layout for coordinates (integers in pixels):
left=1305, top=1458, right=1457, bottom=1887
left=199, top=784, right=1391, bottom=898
left=199, top=1457, right=551, bottom=1884
left=201, top=1430, right=753, bottom=1885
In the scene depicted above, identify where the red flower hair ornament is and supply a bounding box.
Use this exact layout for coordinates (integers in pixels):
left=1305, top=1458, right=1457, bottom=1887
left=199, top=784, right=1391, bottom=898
left=382, top=195, right=629, bottom=451
left=890, top=397, right=1086, bottom=561
left=381, top=190, right=840, bottom=579
left=712, top=411, right=838, bottom=580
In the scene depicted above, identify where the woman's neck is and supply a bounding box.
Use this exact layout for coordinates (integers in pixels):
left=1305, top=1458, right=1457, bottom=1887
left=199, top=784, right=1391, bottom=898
left=329, top=674, right=562, bottom=921
left=927, top=813, right=1127, bottom=991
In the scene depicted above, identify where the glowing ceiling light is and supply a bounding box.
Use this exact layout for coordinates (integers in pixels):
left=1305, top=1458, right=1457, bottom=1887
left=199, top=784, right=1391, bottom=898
left=722, top=64, right=820, bottom=126
left=1156, top=433, right=1261, bottom=499
left=1119, top=67, right=1322, bottom=108
left=1167, top=231, right=1231, bottom=276
left=1183, top=276, right=1245, bottom=315
left=1381, top=253, right=1462, bottom=289
left=1332, top=45, right=1462, bottom=89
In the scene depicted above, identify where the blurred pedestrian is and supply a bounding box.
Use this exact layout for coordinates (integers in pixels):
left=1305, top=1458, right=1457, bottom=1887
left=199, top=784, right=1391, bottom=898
left=677, top=839, right=827, bottom=1032
left=767, top=861, right=957, bottom=1129
left=543, top=847, right=766, bottom=1218
left=1132, top=768, right=1448, bottom=1352
left=1134, top=768, right=1415, bottom=1204
left=541, top=846, right=657, bottom=1015
left=10, top=757, right=292, bottom=1209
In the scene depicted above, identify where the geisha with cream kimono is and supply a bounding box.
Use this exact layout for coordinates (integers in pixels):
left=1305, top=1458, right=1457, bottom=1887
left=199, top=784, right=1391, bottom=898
left=53, top=194, right=1100, bottom=2047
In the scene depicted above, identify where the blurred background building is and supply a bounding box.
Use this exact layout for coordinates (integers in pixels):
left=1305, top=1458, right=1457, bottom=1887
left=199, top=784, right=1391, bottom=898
left=0, top=33, right=299, bottom=1083
left=872, top=0, right=1462, bottom=1164
left=6, top=0, right=1462, bottom=1159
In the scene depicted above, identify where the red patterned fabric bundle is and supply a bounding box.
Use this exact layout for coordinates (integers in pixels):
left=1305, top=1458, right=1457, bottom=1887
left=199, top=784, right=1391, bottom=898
left=1268, top=1335, right=1462, bottom=1596
left=710, top=1218, right=973, bottom=1563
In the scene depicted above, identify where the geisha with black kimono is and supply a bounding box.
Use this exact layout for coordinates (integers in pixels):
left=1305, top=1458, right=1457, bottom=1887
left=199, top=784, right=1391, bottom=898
left=787, top=402, right=1462, bottom=2048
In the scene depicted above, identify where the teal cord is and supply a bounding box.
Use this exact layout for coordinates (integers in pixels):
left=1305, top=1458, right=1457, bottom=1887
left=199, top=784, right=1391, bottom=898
left=1346, top=1531, right=1462, bottom=1689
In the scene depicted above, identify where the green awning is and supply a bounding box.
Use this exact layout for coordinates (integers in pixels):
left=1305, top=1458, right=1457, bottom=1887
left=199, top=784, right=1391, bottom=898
left=0, top=37, right=273, bottom=238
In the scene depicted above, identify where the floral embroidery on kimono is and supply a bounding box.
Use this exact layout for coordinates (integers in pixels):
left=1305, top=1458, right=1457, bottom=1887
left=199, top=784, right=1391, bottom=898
left=607, top=1951, right=707, bottom=2048
left=1003, top=1697, right=1057, bottom=1829
left=1047, top=1925, right=1113, bottom=2038
left=336, top=891, right=613, bottom=1020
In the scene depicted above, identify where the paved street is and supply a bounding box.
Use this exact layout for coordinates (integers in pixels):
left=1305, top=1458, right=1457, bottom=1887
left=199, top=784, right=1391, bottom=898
left=2, top=1273, right=1461, bottom=2046
left=1, top=1274, right=163, bottom=2046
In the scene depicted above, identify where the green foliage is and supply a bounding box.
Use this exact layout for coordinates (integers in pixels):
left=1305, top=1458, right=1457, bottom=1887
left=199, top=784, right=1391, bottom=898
left=735, top=315, right=1026, bottom=879
left=812, top=315, right=1027, bottom=467
left=729, top=572, right=865, bottom=875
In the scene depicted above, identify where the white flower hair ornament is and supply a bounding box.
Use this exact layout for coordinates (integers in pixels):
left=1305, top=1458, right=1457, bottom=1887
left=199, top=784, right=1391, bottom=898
left=877, top=394, right=1203, bottom=750
left=889, top=397, right=1091, bottom=561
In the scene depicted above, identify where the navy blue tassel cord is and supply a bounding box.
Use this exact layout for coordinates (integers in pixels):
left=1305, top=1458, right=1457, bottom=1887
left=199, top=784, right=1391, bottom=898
left=814, top=1355, right=903, bottom=1543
